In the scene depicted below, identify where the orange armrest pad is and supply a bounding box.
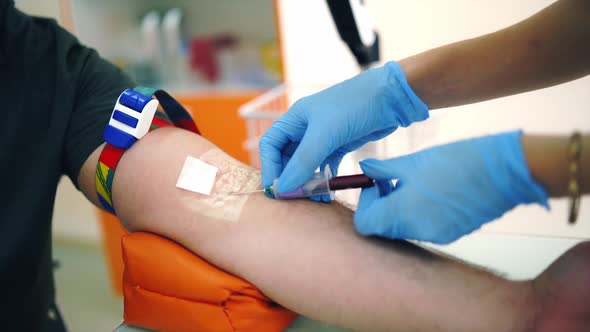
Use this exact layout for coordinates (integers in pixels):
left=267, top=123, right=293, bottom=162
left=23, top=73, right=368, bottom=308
left=122, top=232, right=297, bottom=332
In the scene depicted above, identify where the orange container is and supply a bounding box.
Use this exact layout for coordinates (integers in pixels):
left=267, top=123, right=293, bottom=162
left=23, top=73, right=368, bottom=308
left=122, top=232, right=297, bottom=332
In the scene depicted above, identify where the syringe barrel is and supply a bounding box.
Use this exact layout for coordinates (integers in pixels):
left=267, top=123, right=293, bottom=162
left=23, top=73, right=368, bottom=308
left=271, top=168, right=332, bottom=199
left=271, top=178, right=330, bottom=199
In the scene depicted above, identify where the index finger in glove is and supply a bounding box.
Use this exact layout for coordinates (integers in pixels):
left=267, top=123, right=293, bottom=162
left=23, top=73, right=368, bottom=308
left=360, top=156, right=413, bottom=181
left=354, top=186, right=393, bottom=236
left=259, top=112, right=308, bottom=187
left=276, top=127, right=335, bottom=192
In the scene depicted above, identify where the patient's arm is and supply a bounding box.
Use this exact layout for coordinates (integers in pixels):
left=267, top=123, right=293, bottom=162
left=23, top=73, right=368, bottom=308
left=76, top=128, right=581, bottom=332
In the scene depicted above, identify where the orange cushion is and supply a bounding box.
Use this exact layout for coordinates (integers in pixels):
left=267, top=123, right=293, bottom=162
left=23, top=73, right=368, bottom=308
left=122, top=232, right=297, bottom=332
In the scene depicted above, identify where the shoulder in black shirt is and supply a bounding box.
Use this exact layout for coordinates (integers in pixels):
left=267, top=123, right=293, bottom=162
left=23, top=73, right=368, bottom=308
left=0, top=2, right=133, bottom=330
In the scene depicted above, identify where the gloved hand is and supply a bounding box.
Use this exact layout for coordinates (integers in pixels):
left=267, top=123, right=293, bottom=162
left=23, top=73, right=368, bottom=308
left=354, top=131, right=549, bottom=244
left=259, top=61, right=429, bottom=196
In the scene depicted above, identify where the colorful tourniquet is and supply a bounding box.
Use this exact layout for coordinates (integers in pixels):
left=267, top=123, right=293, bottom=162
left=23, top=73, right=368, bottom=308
left=96, top=87, right=200, bottom=215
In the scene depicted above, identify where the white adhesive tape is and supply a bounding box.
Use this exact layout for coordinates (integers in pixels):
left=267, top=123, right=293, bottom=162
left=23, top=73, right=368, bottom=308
left=176, top=156, right=218, bottom=195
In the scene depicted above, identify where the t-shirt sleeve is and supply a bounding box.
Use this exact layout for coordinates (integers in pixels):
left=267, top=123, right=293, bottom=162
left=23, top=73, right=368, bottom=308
left=62, top=40, right=135, bottom=187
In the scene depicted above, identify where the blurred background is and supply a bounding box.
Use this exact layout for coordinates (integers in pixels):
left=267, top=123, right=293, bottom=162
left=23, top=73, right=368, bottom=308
left=13, top=0, right=590, bottom=331
left=17, top=0, right=280, bottom=331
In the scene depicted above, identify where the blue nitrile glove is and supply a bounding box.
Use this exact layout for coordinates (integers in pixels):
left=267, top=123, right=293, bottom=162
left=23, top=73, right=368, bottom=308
left=354, top=131, right=549, bottom=244
left=259, top=61, right=429, bottom=198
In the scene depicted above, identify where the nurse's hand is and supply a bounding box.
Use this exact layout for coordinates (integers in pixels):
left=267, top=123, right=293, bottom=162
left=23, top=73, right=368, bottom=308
left=259, top=61, right=429, bottom=194
left=354, top=131, right=549, bottom=244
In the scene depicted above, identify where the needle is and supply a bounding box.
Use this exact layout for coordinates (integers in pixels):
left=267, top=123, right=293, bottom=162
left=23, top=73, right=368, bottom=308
left=225, top=189, right=267, bottom=195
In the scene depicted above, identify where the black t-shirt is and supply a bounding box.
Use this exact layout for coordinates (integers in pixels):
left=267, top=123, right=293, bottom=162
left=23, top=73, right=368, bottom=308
left=0, top=2, right=133, bottom=330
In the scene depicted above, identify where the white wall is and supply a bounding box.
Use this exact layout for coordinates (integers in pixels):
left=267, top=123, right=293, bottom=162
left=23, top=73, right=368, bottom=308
left=278, top=0, right=590, bottom=239
left=277, top=0, right=361, bottom=86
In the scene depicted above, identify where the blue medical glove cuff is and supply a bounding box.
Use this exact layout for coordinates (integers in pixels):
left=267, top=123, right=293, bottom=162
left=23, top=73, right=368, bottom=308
left=498, top=130, right=550, bottom=209
left=384, top=61, right=430, bottom=127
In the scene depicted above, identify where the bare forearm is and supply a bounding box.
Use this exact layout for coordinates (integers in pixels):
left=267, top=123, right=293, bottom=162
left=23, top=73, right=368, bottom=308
left=399, top=0, right=590, bottom=109
left=80, top=128, right=535, bottom=332
left=522, top=133, right=590, bottom=197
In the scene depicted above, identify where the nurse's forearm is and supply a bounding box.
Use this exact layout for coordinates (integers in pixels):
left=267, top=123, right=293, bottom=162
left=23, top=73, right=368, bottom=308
left=78, top=128, right=535, bottom=332
left=399, top=0, right=590, bottom=110
left=522, top=133, right=589, bottom=197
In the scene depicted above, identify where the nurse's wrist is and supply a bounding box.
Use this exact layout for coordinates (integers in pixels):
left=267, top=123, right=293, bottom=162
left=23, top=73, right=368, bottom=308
left=384, top=61, right=430, bottom=127
left=397, top=53, right=443, bottom=110
left=521, top=134, right=572, bottom=198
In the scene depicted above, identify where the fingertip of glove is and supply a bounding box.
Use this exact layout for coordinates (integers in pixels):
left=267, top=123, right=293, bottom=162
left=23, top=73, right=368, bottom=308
left=359, top=159, right=389, bottom=180
left=260, top=168, right=278, bottom=189
left=275, top=167, right=298, bottom=192
left=535, top=194, right=551, bottom=211
left=320, top=194, right=332, bottom=203
left=352, top=211, right=372, bottom=236
left=359, top=158, right=379, bottom=171
left=275, top=179, right=294, bottom=193
left=376, top=179, right=394, bottom=196
left=430, top=234, right=459, bottom=245
left=309, top=195, right=331, bottom=203
left=276, top=177, right=306, bottom=194
left=360, top=158, right=379, bottom=164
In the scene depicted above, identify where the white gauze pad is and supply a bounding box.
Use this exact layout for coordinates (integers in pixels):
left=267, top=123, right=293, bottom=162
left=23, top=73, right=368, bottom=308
left=176, top=156, right=218, bottom=195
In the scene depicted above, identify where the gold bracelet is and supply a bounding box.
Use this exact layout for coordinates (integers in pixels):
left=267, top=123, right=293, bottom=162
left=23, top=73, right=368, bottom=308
left=568, top=132, right=582, bottom=224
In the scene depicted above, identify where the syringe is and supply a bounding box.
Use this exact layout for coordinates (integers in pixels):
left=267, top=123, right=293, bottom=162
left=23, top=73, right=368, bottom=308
left=267, top=166, right=376, bottom=200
